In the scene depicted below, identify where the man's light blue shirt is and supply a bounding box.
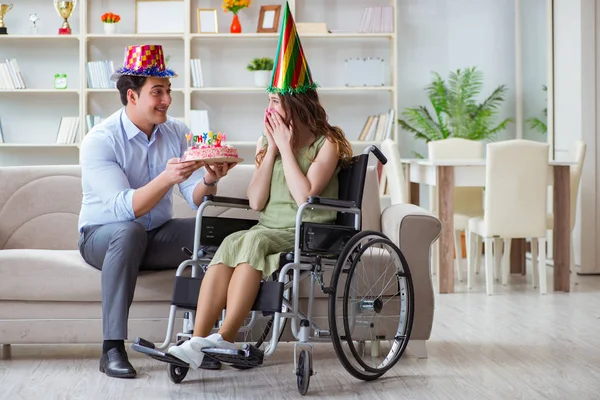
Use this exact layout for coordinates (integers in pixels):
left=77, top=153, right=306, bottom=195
left=78, top=108, right=205, bottom=232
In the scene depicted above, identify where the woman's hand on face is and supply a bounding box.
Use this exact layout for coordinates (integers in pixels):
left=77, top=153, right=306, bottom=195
left=203, top=162, right=236, bottom=184
left=264, top=108, right=278, bottom=154
left=267, top=110, right=293, bottom=151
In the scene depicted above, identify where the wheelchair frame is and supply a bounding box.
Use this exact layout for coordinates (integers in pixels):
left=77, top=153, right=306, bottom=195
left=134, top=146, right=415, bottom=395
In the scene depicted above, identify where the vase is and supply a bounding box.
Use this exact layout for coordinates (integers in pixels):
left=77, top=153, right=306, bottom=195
left=103, top=23, right=117, bottom=35
left=253, top=70, right=271, bottom=87
left=230, top=14, right=241, bottom=34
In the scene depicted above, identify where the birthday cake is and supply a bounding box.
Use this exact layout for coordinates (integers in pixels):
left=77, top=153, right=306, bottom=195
left=182, top=131, right=241, bottom=163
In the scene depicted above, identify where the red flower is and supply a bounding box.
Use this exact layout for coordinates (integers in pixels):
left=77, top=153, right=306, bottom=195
left=101, top=12, right=120, bottom=23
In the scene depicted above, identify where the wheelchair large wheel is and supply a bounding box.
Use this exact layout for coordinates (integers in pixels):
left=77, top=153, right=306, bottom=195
left=328, top=230, right=414, bottom=381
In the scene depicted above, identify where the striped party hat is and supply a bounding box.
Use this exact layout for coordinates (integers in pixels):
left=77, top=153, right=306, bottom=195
left=267, top=2, right=318, bottom=95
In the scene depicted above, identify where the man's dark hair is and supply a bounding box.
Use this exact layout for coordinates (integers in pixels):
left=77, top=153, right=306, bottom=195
left=116, top=75, right=147, bottom=106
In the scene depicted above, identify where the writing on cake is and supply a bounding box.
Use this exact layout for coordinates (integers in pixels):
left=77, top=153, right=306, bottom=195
left=182, top=131, right=239, bottom=162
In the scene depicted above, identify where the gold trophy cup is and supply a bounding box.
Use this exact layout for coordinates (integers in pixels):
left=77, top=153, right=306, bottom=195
left=54, top=0, right=77, bottom=35
left=0, top=3, right=13, bottom=35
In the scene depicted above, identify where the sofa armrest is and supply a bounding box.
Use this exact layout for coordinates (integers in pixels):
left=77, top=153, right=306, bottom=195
left=381, top=203, right=441, bottom=342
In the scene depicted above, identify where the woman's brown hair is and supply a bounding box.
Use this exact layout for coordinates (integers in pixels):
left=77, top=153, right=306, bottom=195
left=255, top=89, right=353, bottom=167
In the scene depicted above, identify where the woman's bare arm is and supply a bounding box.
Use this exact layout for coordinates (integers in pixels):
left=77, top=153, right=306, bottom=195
left=247, top=137, right=278, bottom=210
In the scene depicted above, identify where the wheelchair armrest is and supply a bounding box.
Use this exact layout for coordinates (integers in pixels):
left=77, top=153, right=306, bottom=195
left=202, top=195, right=250, bottom=207
left=307, top=196, right=356, bottom=209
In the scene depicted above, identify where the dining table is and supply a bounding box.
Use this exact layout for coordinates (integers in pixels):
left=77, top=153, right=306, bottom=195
left=401, top=158, right=574, bottom=294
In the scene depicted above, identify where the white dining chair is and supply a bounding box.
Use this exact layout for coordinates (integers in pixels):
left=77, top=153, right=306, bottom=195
left=381, top=138, right=408, bottom=205
left=467, top=139, right=549, bottom=295
left=428, top=138, right=484, bottom=281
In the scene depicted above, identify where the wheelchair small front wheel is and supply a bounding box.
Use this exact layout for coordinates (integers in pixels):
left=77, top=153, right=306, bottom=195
left=328, top=230, right=415, bottom=381
left=296, top=349, right=311, bottom=395
left=168, top=340, right=189, bottom=383
left=168, top=363, right=189, bottom=384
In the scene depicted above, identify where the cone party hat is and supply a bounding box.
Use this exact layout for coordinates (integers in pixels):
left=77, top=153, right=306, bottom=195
left=267, top=2, right=318, bottom=95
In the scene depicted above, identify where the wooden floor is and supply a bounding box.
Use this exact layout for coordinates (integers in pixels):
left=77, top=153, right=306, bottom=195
left=2, top=265, right=600, bottom=400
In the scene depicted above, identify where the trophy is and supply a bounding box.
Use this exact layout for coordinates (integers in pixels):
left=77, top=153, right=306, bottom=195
left=53, top=0, right=76, bottom=35
left=0, top=3, right=13, bottom=35
left=29, top=13, right=39, bottom=35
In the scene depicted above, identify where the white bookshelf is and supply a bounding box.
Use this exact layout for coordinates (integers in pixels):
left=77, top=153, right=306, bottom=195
left=0, top=0, right=398, bottom=167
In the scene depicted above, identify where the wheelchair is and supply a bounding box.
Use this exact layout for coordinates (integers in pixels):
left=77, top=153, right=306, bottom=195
left=133, top=145, right=415, bottom=396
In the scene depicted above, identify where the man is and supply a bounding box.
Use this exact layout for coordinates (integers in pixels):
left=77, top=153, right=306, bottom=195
left=78, top=44, right=234, bottom=379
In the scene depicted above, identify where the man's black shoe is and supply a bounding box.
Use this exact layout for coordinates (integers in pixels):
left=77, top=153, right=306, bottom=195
left=99, top=347, right=137, bottom=378
left=200, top=356, right=222, bottom=370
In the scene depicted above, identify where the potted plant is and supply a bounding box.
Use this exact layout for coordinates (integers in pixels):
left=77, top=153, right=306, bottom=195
left=398, top=66, right=512, bottom=157
left=222, top=0, right=252, bottom=34
left=247, top=57, right=274, bottom=87
left=101, top=12, right=120, bottom=35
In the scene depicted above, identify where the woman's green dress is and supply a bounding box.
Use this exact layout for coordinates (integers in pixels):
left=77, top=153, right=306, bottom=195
left=208, top=135, right=338, bottom=278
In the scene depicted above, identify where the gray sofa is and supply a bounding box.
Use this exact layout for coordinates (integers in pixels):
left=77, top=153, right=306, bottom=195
left=0, top=164, right=440, bottom=358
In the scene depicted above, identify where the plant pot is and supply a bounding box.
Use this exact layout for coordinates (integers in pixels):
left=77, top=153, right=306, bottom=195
left=103, top=23, right=118, bottom=34
left=253, top=70, right=271, bottom=87
left=230, top=14, right=242, bottom=34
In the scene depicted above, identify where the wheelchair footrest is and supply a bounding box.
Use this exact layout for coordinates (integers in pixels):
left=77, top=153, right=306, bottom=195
left=131, top=337, right=190, bottom=369
left=202, top=343, right=264, bottom=369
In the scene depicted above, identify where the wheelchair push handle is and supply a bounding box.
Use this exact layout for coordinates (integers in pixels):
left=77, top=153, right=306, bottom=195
left=363, top=145, right=387, bottom=165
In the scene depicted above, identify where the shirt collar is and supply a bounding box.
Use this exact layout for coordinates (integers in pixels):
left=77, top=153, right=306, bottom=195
left=121, top=108, right=160, bottom=141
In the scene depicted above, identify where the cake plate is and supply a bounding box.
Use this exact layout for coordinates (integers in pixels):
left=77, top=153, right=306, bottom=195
left=183, top=157, right=244, bottom=164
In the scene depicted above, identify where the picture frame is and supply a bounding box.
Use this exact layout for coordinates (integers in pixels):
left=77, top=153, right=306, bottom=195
left=257, top=5, right=281, bottom=33
left=136, top=0, right=185, bottom=34
left=197, top=8, right=218, bottom=33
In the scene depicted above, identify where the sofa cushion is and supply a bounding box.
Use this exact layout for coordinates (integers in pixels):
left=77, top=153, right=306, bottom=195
left=0, top=249, right=178, bottom=302
left=0, top=166, right=82, bottom=250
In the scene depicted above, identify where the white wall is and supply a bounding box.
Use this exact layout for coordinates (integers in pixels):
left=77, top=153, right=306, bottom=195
left=520, top=0, right=548, bottom=142
left=553, top=0, right=582, bottom=160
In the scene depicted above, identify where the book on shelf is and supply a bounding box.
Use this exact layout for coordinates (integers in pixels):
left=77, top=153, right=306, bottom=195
left=189, top=109, right=210, bottom=134
left=56, top=117, right=80, bottom=144
left=357, top=108, right=395, bottom=141
left=0, top=58, right=26, bottom=90
left=87, top=61, right=116, bottom=89
left=190, top=59, right=204, bottom=88
left=86, top=114, right=105, bottom=132
left=359, top=6, right=394, bottom=33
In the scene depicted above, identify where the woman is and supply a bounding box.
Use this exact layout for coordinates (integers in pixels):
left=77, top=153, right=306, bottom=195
left=168, top=4, right=352, bottom=369
left=168, top=90, right=353, bottom=369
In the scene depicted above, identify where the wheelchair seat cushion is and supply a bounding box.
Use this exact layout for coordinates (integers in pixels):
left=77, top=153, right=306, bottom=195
left=207, top=134, right=340, bottom=278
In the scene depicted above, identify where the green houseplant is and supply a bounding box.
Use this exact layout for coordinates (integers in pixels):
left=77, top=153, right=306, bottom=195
left=398, top=67, right=512, bottom=154
left=247, top=57, right=274, bottom=88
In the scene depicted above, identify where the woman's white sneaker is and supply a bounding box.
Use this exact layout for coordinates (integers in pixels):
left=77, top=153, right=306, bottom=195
left=206, top=333, right=238, bottom=351
left=167, top=336, right=217, bottom=370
